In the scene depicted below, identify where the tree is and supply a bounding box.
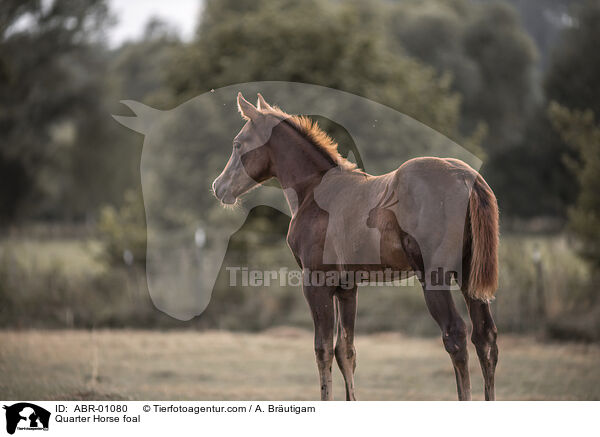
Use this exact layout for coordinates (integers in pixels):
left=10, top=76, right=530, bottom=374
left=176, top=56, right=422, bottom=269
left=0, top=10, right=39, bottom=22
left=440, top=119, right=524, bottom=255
left=168, top=0, right=471, bottom=144
left=67, top=19, right=183, bottom=220
left=545, top=0, right=600, bottom=116
left=481, top=0, right=598, bottom=219
left=385, top=0, right=538, bottom=153
left=0, top=0, right=110, bottom=222
left=549, top=103, right=600, bottom=272
left=542, top=1, right=600, bottom=268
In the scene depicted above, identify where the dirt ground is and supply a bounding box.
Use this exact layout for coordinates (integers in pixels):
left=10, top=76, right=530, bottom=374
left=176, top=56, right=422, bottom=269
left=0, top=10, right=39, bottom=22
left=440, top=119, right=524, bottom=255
left=1, top=329, right=599, bottom=400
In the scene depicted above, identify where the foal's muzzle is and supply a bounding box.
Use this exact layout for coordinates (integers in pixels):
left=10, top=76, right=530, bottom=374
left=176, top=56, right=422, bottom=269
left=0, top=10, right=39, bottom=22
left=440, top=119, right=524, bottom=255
left=212, top=177, right=236, bottom=205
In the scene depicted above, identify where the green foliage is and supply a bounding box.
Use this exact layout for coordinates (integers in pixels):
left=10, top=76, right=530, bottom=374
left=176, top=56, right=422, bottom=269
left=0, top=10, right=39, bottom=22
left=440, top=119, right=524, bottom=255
left=386, top=0, right=538, bottom=153
left=489, top=0, right=600, bottom=219
left=499, top=0, right=576, bottom=70
left=384, top=1, right=548, bottom=217
left=0, top=4, right=181, bottom=224
left=98, top=190, right=146, bottom=266
left=68, top=20, right=183, bottom=221
left=168, top=0, right=470, bottom=145
left=108, top=19, right=181, bottom=106
left=548, top=102, right=600, bottom=272
left=545, top=0, right=600, bottom=116
left=487, top=107, right=577, bottom=219
left=0, top=0, right=110, bottom=222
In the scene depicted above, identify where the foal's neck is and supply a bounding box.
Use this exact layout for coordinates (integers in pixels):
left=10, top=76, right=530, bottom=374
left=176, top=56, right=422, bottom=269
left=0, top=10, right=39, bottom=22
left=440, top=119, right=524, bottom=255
left=269, top=121, right=336, bottom=212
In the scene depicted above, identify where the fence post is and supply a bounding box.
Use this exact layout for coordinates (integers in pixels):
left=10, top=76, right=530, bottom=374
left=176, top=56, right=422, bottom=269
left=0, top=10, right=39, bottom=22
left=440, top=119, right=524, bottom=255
left=532, top=244, right=546, bottom=331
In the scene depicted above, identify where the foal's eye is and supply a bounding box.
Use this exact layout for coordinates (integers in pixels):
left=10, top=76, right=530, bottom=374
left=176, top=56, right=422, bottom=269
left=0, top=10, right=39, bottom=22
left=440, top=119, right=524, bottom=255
left=233, top=142, right=242, bottom=150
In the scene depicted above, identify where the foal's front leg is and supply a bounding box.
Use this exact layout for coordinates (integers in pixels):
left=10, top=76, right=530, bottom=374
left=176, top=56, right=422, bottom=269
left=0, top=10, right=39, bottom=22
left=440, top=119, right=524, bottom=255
left=303, top=284, right=336, bottom=401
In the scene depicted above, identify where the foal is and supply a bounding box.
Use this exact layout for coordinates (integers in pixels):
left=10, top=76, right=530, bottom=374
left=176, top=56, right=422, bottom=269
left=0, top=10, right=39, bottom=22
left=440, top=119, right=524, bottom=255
left=213, top=93, right=499, bottom=401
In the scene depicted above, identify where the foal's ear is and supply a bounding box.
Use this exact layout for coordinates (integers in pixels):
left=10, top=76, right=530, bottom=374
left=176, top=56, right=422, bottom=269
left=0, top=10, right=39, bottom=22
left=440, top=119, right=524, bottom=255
left=256, top=93, right=272, bottom=111
left=237, top=92, right=259, bottom=120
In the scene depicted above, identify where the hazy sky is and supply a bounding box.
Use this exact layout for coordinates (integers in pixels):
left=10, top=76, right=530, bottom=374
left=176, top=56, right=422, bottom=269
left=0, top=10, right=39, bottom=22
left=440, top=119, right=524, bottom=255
left=107, top=0, right=202, bottom=47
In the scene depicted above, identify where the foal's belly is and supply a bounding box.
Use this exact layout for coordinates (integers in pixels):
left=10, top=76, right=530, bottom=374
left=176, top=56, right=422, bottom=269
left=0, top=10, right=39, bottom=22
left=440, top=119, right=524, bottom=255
left=379, top=240, right=414, bottom=273
left=335, top=233, right=415, bottom=278
left=324, top=217, right=414, bottom=274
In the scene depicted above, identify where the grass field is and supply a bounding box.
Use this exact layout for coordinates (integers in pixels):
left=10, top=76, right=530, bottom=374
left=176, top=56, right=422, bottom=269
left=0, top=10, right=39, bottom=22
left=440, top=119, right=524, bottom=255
left=1, top=329, right=599, bottom=401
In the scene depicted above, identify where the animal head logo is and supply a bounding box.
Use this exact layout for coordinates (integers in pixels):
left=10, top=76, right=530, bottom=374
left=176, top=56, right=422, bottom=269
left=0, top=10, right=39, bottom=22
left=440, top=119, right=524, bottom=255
left=3, top=403, right=50, bottom=434
left=113, top=82, right=481, bottom=320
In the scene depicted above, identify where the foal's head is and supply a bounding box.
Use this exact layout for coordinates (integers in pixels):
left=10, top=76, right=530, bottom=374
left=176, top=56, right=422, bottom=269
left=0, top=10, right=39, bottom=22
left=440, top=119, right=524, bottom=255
left=212, top=93, right=278, bottom=204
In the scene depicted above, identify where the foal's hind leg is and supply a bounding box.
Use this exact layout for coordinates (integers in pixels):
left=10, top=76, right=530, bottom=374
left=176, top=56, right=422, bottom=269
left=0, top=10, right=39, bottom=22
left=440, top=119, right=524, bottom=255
left=423, top=289, right=471, bottom=401
left=462, top=294, right=498, bottom=400
left=334, top=288, right=358, bottom=400
left=401, top=232, right=470, bottom=400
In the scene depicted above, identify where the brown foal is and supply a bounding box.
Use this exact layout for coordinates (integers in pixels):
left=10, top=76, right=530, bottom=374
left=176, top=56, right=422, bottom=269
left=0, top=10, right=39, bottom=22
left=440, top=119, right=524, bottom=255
left=213, top=93, right=499, bottom=401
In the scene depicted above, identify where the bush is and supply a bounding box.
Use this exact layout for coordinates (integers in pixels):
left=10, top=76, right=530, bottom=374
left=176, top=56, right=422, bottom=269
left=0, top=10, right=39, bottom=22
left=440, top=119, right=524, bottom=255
left=98, top=190, right=147, bottom=267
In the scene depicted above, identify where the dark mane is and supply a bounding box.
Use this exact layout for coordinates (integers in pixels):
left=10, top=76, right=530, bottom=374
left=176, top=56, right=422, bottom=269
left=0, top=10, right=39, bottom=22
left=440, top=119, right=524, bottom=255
left=262, top=106, right=357, bottom=171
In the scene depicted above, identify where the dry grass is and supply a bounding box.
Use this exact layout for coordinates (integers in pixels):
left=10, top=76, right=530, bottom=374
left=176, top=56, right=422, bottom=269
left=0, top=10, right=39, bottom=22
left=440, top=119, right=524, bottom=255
left=0, top=329, right=599, bottom=401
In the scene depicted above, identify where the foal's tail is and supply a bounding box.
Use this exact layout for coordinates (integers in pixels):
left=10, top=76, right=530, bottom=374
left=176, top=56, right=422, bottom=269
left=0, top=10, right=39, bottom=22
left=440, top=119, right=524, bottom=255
left=466, top=174, right=499, bottom=301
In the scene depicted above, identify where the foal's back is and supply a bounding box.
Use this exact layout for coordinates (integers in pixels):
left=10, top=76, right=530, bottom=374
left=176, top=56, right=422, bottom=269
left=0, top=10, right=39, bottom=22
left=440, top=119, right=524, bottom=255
left=305, top=157, right=476, bottom=270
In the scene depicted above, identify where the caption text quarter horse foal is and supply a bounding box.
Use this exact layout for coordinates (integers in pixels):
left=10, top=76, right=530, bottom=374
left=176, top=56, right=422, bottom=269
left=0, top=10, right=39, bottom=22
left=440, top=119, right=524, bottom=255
left=213, top=93, right=499, bottom=401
